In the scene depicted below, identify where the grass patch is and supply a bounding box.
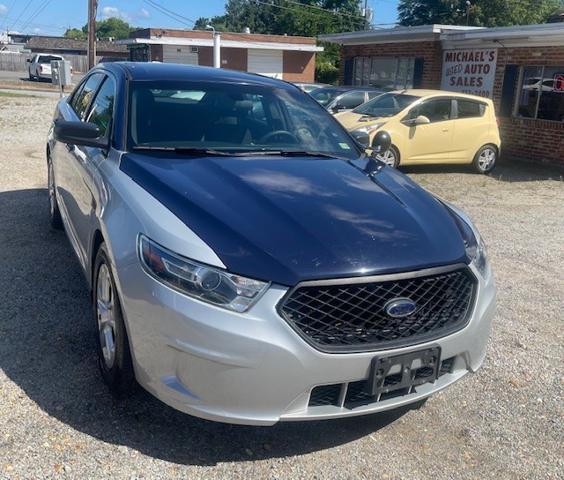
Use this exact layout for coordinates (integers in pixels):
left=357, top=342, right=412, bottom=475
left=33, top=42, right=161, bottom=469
left=0, top=90, right=40, bottom=98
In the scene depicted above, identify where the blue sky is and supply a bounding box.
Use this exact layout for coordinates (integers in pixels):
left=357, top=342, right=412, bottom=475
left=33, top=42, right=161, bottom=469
left=0, top=0, right=400, bottom=36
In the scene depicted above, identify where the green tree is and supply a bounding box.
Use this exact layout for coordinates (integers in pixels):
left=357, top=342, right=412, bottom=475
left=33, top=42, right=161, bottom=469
left=398, top=0, right=562, bottom=27
left=63, top=17, right=134, bottom=41
left=193, top=1, right=366, bottom=83
left=63, top=27, right=87, bottom=40
left=82, top=17, right=133, bottom=40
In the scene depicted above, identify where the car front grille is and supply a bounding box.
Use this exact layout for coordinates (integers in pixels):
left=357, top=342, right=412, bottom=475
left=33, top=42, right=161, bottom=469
left=278, top=265, right=477, bottom=353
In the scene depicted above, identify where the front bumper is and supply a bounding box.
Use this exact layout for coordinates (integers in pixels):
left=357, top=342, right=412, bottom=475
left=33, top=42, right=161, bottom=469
left=117, top=262, right=496, bottom=425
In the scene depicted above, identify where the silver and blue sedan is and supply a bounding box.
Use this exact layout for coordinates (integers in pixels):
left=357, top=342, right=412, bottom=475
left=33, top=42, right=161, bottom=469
left=47, top=62, right=496, bottom=425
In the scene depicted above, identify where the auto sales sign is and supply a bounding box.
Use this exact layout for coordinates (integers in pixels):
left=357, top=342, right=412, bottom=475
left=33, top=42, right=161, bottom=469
left=441, top=49, right=497, bottom=98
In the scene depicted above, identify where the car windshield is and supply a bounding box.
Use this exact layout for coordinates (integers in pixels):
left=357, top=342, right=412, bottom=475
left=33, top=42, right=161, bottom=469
left=353, top=93, right=420, bottom=118
left=128, top=81, right=360, bottom=159
left=310, top=88, right=346, bottom=106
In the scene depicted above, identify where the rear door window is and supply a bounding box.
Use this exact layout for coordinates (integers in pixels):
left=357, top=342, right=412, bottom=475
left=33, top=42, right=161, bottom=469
left=38, top=55, right=63, bottom=64
left=457, top=100, right=485, bottom=118
left=71, top=73, right=104, bottom=120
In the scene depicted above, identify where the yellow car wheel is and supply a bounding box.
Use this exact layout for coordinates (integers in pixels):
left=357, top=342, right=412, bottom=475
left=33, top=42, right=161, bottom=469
left=473, top=144, right=498, bottom=174
left=377, top=145, right=400, bottom=168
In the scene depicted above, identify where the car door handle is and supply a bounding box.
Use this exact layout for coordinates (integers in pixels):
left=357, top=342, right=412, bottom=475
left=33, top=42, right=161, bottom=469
left=442, top=128, right=449, bottom=132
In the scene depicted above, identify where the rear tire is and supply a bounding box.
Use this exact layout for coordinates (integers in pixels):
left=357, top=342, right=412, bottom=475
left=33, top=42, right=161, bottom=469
left=93, top=244, right=136, bottom=397
left=47, top=156, right=63, bottom=230
left=472, top=144, right=498, bottom=174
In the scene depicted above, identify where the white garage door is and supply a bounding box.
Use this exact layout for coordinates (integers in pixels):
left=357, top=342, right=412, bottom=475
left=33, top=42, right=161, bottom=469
left=163, top=45, right=199, bottom=65
left=247, top=49, right=283, bottom=79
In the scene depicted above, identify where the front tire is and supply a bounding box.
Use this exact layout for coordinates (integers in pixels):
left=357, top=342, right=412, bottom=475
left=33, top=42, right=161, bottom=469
left=376, top=145, right=400, bottom=168
left=47, top=156, right=63, bottom=230
left=473, top=144, right=498, bottom=174
left=93, top=244, right=136, bottom=397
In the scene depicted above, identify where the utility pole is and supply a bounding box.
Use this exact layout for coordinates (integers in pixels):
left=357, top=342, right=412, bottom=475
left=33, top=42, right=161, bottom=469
left=465, top=1, right=471, bottom=26
left=206, top=24, right=221, bottom=68
left=87, top=0, right=97, bottom=70
left=364, top=0, right=369, bottom=30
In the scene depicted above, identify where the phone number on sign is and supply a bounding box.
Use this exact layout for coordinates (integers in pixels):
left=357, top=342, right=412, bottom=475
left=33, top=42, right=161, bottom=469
left=460, top=90, right=491, bottom=98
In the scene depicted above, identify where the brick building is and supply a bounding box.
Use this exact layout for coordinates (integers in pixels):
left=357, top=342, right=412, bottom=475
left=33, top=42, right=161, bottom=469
left=119, top=28, right=321, bottom=82
left=321, top=24, right=564, bottom=166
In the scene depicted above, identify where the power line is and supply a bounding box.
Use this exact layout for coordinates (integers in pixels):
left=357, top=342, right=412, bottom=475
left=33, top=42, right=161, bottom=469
left=253, top=0, right=367, bottom=28
left=275, top=0, right=367, bottom=21
left=20, top=0, right=54, bottom=32
left=0, top=0, right=20, bottom=30
left=142, top=0, right=197, bottom=27
left=8, top=0, right=35, bottom=30
left=0, top=13, right=67, bottom=30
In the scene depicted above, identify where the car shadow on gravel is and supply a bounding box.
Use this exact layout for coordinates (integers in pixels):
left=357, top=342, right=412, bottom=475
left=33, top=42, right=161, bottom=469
left=401, top=160, right=563, bottom=182
left=0, top=188, right=412, bottom=466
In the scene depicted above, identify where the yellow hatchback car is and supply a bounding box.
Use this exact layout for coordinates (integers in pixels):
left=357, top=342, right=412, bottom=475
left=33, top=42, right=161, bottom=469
left=336, top=89, right=501, bottom=173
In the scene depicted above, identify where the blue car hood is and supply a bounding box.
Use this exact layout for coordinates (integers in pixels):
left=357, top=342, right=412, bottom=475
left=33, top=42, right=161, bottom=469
left=121, top=153, right=467, bottom=286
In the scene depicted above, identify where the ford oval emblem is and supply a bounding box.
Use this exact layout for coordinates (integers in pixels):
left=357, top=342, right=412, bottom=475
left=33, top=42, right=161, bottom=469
left=384, top=298, right=417, bottom=318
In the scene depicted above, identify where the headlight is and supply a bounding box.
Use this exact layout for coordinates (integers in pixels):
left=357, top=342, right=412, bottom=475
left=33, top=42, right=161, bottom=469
left=352, top=123, right=384, bottom=136
left=438, top=200, right=490, bottom=278
left=138, top=235, right=269, bottom=312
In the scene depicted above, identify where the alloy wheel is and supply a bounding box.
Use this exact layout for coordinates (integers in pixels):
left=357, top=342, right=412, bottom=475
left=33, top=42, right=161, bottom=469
left=478, top=147, right=496, bottom=172
left=96, top=263, right=116, bottom=369
left=376, top=149, right=397, bottom=167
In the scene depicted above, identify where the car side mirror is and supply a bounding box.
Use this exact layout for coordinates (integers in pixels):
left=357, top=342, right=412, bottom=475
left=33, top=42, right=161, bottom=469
left=331, top=104, right=345, bottom=113
left=54, top=120, right=108, bottom=149
left=26, top=59, right=31, bottom=63
left=402, top=115, right=430, bottom=127
left=350, top=129, right=370, bottom=148
left=372, top=130, right=391, bottom=154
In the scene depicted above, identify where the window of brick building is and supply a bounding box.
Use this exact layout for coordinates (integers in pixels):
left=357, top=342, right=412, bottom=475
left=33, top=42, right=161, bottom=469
left=515, top=65, right=564, bottom=122
left=352, top=56, right=415, bottom=90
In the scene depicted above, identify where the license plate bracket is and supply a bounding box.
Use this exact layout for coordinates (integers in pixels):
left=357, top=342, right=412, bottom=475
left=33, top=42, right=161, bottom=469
left=368, top=347, right=441, bottom=397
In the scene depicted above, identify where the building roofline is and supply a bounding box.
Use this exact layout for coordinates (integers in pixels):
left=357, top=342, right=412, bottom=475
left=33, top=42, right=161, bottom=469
left=117, top=36, right=323, bottom=52
left=319, top=25, right=483, bottom=45
left=320, top=22, right=564, bottom=47
left=441, top=22, right=564, bottom=47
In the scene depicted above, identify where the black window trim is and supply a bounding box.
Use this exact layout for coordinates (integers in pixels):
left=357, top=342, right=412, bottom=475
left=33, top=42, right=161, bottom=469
left=452, top=98, right=487, bottom=120
left=351, top=55, right=417, bottom=90
left=68, top=78, right=87, bottom=115
left=68, top=72, right=105, bottom=120
left=84, top=69, right=119, bottom=146
left=512, top=64, right=564, bottom=123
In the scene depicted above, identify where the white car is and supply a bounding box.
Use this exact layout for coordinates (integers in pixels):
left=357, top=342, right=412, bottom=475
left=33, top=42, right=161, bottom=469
left=27, top=54, right=68, bottom=81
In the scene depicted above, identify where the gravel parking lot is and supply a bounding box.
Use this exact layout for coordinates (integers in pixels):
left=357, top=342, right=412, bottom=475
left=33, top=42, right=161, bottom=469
left=0, top=93, right=562, bottom=479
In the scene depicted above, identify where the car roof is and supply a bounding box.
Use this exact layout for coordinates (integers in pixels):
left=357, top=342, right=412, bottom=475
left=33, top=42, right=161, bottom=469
left=96, top=62, right=299, bottom=91
left=390, top=88, right=491, bottom=102
left=325, top=86, right=381, bottom=92
left=293, top=82, right=328, bottom=86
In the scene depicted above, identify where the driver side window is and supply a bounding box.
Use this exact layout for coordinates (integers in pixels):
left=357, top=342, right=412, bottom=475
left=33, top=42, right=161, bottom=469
left=408, top=99, right=452, bottom=123
left=85, top=76, right=116, bottom=138
left=71, top=73, right=104, bottom=120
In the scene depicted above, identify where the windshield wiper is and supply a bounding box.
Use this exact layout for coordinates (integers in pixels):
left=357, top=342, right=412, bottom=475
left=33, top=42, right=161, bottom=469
left=132, top=146, right=233, bottom=156
left=230, top=150, right=343, bottom=159
left=132, top=146, right=347, bottom=159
